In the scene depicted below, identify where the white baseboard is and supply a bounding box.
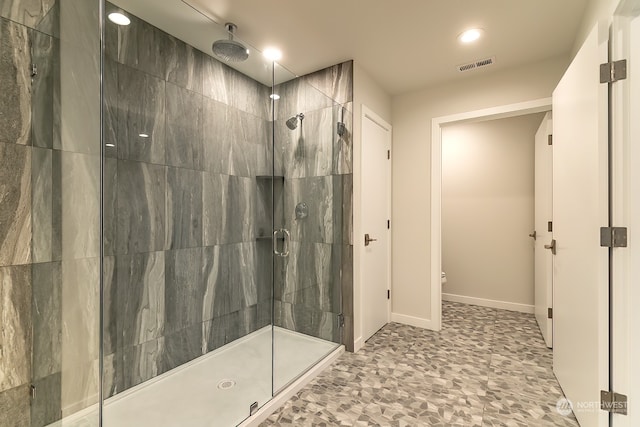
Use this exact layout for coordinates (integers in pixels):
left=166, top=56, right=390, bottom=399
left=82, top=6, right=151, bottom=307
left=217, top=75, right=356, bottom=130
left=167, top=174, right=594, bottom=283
left=240, top=345, right=344, bottom=426
left=442, top=293, right=534, bottom=314
left=354, top=336, right=364, bottom=352
left=390, top=313, right=437, bottom=330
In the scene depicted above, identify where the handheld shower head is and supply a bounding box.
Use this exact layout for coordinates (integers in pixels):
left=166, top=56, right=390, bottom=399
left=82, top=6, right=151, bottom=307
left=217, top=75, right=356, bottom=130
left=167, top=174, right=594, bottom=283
left=286, top=113, right=304, bottom=130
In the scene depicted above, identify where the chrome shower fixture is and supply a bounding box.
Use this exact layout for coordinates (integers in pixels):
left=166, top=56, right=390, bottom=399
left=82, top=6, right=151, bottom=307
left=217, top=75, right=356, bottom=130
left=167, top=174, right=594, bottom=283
left=212, top=23, right=249, bottom=62
left=286, top=113, right=304, bottom=130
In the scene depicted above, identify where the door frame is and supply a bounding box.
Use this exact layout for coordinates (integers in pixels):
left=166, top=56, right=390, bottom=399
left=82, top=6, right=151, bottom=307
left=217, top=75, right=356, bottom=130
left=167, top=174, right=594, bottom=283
left=611, top=1, right=640, bottom=425
left=430, top=98, right=552, bottom=330
left=360, top=105, right=392, bottom=342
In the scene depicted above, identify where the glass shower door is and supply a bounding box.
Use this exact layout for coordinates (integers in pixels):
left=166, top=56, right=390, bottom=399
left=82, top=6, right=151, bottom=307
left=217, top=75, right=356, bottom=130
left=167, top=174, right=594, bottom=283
left=271, top=69, right=345, bottom=394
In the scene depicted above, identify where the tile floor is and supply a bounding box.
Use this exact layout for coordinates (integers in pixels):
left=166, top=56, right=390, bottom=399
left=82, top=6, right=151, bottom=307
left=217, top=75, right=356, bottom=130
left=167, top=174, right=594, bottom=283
left=261, top=302, right=580, bottom=426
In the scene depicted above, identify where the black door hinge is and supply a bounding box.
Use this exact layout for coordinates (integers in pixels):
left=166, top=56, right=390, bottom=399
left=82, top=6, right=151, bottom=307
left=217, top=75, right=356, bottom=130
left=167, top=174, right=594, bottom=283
left=387, top=290, right=390, bottom=300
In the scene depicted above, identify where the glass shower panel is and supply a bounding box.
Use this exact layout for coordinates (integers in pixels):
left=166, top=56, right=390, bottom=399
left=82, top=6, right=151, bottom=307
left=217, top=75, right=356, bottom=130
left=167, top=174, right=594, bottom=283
left=101, top=1, right=274, bottom=426
left=271, top=69, right=347, bottom=393
left=0, top=0, right=101, bottom=425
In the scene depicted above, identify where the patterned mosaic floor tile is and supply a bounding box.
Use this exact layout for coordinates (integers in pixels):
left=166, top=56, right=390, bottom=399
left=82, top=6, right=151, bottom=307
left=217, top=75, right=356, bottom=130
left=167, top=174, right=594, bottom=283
left=261, top=302, right=579, bottom=427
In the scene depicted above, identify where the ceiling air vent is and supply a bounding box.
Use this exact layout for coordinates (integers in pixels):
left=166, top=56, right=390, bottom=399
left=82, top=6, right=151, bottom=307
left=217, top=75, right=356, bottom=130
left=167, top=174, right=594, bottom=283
left=457, top=56, right=496, bottom=73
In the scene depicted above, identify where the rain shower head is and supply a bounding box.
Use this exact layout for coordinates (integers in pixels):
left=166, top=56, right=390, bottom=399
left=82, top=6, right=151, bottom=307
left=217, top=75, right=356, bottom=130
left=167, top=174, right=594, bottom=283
left=286, top=113, right=304, bottom=130
left=212, top=23, right=249, bottom=62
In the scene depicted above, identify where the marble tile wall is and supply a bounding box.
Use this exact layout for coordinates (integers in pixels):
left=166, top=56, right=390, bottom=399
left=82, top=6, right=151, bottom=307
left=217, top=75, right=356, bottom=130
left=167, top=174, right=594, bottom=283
left=272, top=61, right=354, bottom=350
left=102, top=3, right=275, bottom=400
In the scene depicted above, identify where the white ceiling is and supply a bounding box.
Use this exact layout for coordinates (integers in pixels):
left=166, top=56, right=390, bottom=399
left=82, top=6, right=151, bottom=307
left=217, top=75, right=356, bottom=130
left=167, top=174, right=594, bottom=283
left=114, top=0, right=590, bottom=95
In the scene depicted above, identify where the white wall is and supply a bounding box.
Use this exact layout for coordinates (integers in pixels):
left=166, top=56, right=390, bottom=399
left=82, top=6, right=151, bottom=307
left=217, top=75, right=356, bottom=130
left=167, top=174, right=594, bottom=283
left=352, top=62, right=391, bottom=350
left=390, top=55, right=568, bottom=325
left=571, top=0, right=619, bottom=57
left=441, top=114, right=544, bottom=310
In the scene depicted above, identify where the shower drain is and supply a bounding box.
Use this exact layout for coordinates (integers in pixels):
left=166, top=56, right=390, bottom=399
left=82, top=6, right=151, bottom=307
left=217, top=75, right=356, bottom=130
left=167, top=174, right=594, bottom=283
left=217, top=379, right=236, bottom=390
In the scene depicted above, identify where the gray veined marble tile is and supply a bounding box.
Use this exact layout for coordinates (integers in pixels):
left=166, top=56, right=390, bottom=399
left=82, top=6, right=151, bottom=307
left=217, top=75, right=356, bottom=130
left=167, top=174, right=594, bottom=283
left=115, top=11, right=170, bottom=80
left=302, top=60, right=353, bottom=105
left=116, top=160, right=165, bottom=255
left=272, top=78, right=306, bottom=122
left=340, top=174, right=353, bottom=246
left=33, top=0, right=58, bottom=37
left=202, top=54, right=231, bottom=105
left=0, top=384, right=30, bottom=427
left=117, top=251, right=165, bottom=348
left=202, top=243, right=258, bottom=321
left=0, top=18, right=31, bottom=146
left=203, top=173, right=255, bottom=246
left=0, top=143, right=31, bottom=266
left=333, top=102, right=353, bottom=175
left=281, top=241, right=339, bottom=313
left=161, top=323, right=202, bottom=373
left=31, top=261, right=61, bottom=380
left=102, top=256, right=117, bottom=356
left=60, top=258, right=100, bottom=366
left=60, top=151, right=100, bottom=260
left=30, top=372, right=61, bottom=426
left=103, top=58, right=118, bottom=158
left=165, top=167, right=203, bottom=249
left=57, top=0, right=101, bottom=156
left=283, top=106, right=334, bottom=179
left=165, top=37, right=203, bottom=94
left=0, top=265, right=31, bottom=393
left=165, top=82, right=204, bottom=170
left=116, top=63, right=166, bottom=164
left=103, top=158, right=117, bottom=256
left=31, top=28, right=57, bottom=149
left=32, top=147, right=62, bottom=263
left=204, top=305, right=258, bottom=352
left=202, top=54, right=270, bottom=119
left=102, top=352, right=119, bottom=399
left=0, top=0, right=56, bottom=31
left=202, top=98, right=260, bottom=177
left=59, top=358, right=100, bottom=417
left=285, top=176, right=335, bottom=244
left=164, top=247, right=204, bottom=334
left=120, top=337, right=165, bottom=392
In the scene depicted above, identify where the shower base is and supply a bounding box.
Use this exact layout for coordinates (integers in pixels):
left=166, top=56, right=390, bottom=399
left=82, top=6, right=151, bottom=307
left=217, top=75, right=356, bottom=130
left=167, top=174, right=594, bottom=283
left=48, top=327, right=341, bottom=427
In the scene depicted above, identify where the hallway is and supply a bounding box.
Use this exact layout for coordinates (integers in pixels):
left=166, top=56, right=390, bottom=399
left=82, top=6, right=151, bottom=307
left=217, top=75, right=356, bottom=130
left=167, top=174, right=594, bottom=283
left=262, top=302, right=580, bottom=426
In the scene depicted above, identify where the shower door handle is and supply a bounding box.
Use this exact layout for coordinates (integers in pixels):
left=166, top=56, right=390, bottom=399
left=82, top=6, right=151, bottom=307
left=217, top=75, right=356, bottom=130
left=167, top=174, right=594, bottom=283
left=273, top=229, right=291, bottom=257
left=281, top=229, right=290, bottom=257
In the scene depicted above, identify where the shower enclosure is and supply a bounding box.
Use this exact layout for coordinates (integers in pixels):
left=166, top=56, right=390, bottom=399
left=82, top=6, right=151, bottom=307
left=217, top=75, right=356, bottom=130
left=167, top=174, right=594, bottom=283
left=0, top=0, right=353, bottom=426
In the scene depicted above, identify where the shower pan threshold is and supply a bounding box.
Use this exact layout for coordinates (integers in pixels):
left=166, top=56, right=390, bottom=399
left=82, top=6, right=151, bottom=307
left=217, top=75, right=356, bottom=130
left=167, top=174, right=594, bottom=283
left=47, top=327, right=343, bottom=427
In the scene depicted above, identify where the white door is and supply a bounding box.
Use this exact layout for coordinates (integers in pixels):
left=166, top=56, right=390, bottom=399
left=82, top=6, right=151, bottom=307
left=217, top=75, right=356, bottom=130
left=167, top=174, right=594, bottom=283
left=611, top=1, right=640, bottom=425
left=534, top=112, right=553, bottom=348
left=362, top=106, right=391, bottom=342
left=552, top=23, right=609, bottom=427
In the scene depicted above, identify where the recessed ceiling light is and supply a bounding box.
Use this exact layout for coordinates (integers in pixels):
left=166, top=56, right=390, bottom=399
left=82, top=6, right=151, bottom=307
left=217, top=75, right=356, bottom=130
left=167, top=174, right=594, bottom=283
left=108, top=12, right=131, bottom=26
left=270, top=94, right=280, bottom=100
left=459, top=28, right=483, bottom=44
left=139, top=133, right=150, bottom=138
left=263, top=47, right=282, bottom=61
